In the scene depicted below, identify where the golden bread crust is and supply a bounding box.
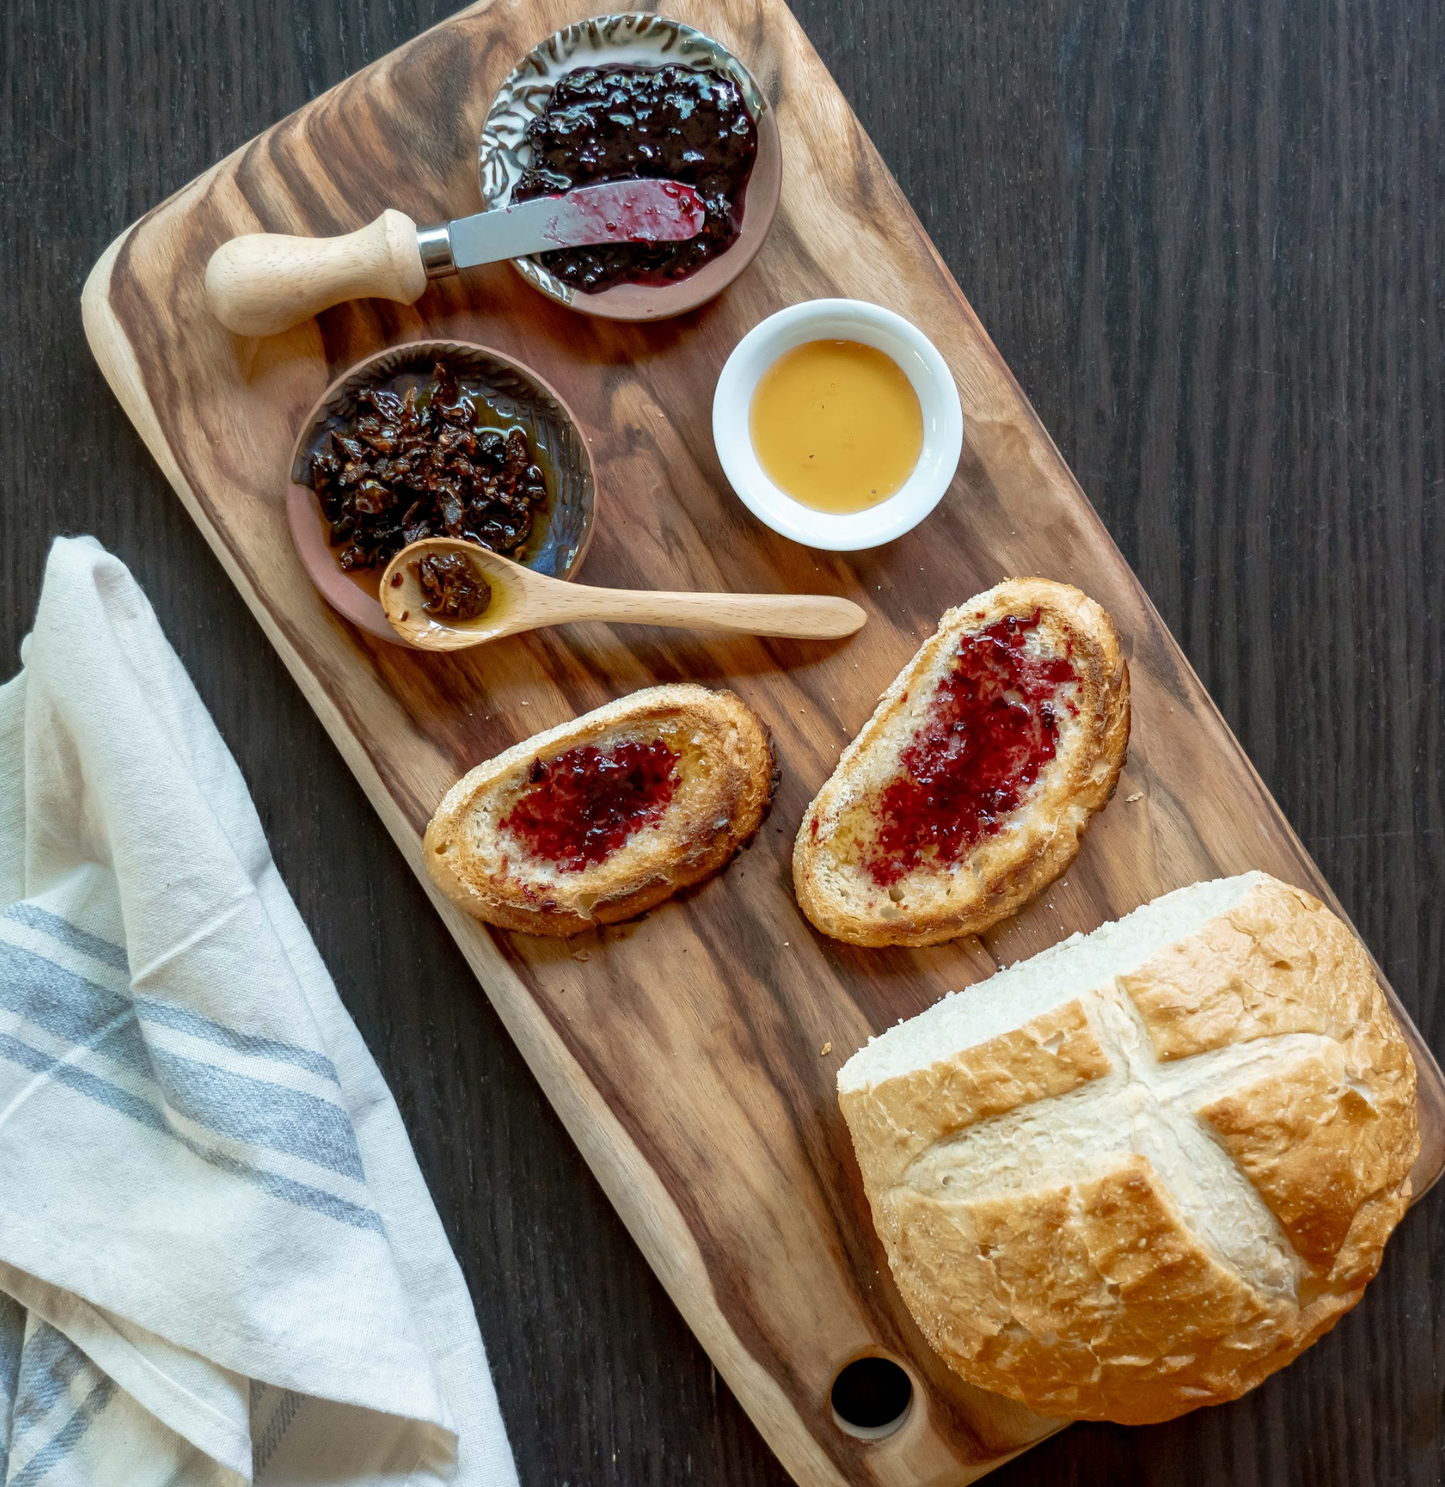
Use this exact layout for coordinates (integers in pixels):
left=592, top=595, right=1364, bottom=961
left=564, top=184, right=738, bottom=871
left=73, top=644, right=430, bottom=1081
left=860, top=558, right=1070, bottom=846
left=839, top=874, right=1418, bottom=1423
left=839, top=999, right=1111, bottom=1191
left=793, top=578, right=1130, bottom=947
left=876, top=1157, right=1295, bottom=1424
left=424, top=684, right=774, bottom=936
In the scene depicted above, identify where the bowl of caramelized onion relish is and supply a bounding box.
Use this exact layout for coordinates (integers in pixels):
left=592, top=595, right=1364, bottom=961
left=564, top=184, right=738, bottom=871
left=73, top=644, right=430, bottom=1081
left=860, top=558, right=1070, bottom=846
left=288, top=341, right=595, bottom=642
left=479, top=14, right=781, bottom=320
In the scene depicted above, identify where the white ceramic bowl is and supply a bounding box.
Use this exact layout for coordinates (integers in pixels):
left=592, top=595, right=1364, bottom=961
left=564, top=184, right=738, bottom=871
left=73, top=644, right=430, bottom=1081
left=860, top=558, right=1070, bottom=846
left=712, top=299, right=963, bottom=551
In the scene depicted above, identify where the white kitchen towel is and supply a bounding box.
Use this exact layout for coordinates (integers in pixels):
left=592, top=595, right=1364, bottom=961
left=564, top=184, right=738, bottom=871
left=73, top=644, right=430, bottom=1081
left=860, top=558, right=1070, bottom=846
left=0, top=537, right=519, bottom=1487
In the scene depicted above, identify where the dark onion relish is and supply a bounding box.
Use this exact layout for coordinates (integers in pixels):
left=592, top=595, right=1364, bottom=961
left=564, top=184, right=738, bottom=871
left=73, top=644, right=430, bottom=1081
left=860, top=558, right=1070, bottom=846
left=502, top=739, right=681, bottom=872
left=415, top=551, right=492, bottom=621
left=305, top=360, right=548, bottom=572
left=512, top=63, right=757, bottom=292
left=863, top=611, right=1079, bottom=886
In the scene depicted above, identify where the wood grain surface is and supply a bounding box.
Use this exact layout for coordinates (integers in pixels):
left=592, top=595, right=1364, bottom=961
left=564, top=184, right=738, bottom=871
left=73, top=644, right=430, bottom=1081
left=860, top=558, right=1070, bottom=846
left=4, top=0, right=1443, bottom=1482
left=78, top=0, right=1445, bottom=1478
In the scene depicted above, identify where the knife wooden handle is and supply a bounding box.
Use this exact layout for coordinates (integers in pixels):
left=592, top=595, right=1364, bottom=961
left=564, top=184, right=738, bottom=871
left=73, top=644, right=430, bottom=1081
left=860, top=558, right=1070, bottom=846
left=204, top=210, right=426, bottom=336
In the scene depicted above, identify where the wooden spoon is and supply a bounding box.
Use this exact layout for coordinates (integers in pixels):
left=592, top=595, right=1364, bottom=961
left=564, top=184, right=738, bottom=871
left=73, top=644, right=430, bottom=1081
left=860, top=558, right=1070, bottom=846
left=379, top=538, right=866, bottom=651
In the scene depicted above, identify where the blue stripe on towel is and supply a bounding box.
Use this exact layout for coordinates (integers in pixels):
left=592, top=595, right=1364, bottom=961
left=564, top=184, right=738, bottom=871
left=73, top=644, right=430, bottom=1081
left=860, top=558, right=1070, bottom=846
left=0, top=1291, right=26, bottom=1480
left=0, top=1034, right=382, bottom=1235
left=0, top=944, right=150, bottom=1077
left=0, top=1031, right=195, bottom=1138
left=254, top=1387, right=305, bottom=1477
left=11, top=1325, right=86, bottom=1422
left=150, top=1046, right=364, bottom=1181
left=8, top=1375, right=115, bottom=1487
left=0, top=941, right=360, bottom=1179
left=183, top=1136, right=383, bottom=1235
left=133, top=996, right=338, bottom=1083
left=8, top=1324, right=97, bottom=1486
left=3, top=904, right=339, bottom=1083
left=2, top=904, right=128, bottom=974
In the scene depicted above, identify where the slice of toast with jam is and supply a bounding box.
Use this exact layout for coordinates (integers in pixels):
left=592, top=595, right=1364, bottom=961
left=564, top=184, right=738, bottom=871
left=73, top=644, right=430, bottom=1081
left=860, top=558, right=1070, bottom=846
left=793, top=578, right=1130, bottom=948
left=425, top=684, right=775, bottom=936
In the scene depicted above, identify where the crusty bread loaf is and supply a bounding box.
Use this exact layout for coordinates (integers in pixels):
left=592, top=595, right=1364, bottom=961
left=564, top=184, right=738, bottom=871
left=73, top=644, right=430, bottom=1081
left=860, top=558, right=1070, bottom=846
left=837, top=872, right=1418, bottom=1424
left=425, top=684, right=774, bottom=936
left=794, top=578, right=1129, bottom=948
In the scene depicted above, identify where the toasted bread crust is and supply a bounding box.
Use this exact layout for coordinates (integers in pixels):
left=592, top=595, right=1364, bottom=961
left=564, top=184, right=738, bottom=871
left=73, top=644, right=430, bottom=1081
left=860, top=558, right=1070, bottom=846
left=794, top=578, right=1130, bottom=947
left=838, top=876, right=1418, bottom=1423
left=425, top=685, right=774, bottom=936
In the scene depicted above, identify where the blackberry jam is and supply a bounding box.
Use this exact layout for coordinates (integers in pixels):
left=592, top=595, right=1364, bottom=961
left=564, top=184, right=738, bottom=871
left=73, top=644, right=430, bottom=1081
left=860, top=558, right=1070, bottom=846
left=864, top=611, right=1078, bottom=886
left=512, top=63, right=758, bottom=292
left=502, top=739, right=681, bottom=872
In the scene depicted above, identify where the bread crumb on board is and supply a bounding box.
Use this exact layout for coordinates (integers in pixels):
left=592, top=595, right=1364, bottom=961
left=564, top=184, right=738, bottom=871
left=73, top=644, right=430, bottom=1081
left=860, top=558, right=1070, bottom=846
left=1126, top=792, right=1143, bottom=802
left=819, top=1041, right=833, bottom=1057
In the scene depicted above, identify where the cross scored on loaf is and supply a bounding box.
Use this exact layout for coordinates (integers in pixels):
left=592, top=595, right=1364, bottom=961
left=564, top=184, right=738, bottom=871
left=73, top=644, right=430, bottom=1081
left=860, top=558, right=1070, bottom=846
left=839, top=874, right=1418, bottom=1424
left=906, top=989, right=1349, bottom=1296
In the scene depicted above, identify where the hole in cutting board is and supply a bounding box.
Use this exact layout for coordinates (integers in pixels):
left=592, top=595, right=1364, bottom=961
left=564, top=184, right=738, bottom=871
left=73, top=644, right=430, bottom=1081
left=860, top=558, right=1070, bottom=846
left=830, top=1356, right=913, bottom=1440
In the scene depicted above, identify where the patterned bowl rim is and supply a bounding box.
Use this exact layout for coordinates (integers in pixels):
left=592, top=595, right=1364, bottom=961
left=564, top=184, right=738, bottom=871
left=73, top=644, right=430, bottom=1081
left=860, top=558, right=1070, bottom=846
left=478, top=13, right=779, bottom=320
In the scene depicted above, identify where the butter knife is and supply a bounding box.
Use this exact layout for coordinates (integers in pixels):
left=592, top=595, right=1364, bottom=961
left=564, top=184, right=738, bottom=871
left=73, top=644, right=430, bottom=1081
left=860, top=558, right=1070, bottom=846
left=205, top=180, right=705, bottom=337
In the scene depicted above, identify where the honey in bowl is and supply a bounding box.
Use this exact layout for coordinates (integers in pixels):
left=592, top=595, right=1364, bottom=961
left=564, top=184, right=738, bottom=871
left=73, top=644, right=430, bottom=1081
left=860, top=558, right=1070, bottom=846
left=748, top=340, right=924, bottom=514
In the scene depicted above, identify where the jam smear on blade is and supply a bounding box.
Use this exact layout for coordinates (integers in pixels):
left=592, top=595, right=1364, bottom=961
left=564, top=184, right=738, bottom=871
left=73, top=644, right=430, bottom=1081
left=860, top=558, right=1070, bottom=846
left=503, top=739, right=680, bottom=872
left=864, top=610, right=1077, bottom=886
left=513, top=64, right=758, bottom=292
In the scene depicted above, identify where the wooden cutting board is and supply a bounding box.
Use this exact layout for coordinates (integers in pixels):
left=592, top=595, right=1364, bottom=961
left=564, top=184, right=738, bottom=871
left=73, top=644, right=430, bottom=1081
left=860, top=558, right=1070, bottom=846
left=80, top=1, right=1445, bottom=1481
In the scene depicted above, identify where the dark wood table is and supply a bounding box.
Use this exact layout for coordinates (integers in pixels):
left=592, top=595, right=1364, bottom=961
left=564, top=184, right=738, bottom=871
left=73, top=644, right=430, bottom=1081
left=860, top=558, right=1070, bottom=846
left=3, top=0, right=1441, bottom=1481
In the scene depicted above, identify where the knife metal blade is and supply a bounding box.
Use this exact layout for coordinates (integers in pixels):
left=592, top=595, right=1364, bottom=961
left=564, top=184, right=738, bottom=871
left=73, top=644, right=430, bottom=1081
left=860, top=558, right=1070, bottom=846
left=417, top=180, right=707, bottom=279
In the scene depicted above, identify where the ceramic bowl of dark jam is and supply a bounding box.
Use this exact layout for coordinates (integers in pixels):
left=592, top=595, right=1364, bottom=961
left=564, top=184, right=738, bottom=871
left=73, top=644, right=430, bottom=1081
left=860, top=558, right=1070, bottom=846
left=478, top=13, right=782, bottom=320
left=288, top=340, right=595, bottom=643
